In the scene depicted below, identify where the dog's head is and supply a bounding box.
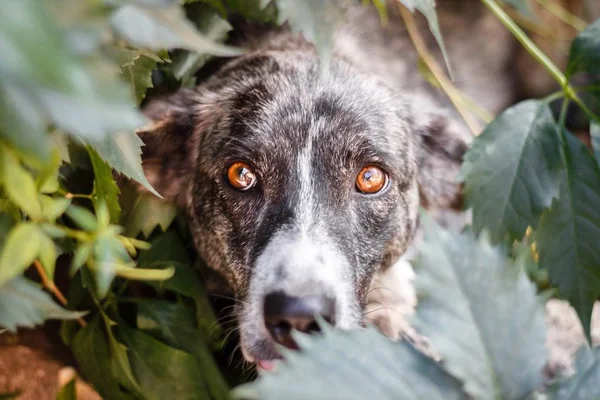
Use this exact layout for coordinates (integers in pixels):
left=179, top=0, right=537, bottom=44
left=138, top=49, right=466, bottom=363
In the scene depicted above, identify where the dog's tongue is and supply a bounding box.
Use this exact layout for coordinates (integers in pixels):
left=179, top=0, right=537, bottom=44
left=257, top=360, right=276, bottom=372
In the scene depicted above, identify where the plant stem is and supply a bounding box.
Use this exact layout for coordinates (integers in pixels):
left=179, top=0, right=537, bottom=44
left=482, top=0, right=567, bottom=88
left=34, top=260, right=86, bottom=327
left=55, top=225, right=90, bottom=242
left=397, top=3, right=486, bottom=134
left=536, top=0, right=587, bottom=32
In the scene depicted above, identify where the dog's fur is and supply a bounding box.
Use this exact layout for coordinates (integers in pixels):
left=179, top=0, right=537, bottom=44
left=137, top=1, right=516, bottom=362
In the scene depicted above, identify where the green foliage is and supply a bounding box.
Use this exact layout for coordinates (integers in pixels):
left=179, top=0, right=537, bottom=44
left=237, top=219, right=552, bottom=400
left=235, top=327, right=465, bottom=400
left=566, top=19, right=600, bottom=77
left=549, top=345, right=600, bottom=399
left=461, top=10, right=600, bottom=341
left=0, top=277, right=85, bottom=332
left=1, top=0, right=600, bottom=399
left=413, top=216, right=547, bottom=399
left=460, top=100, right=562, bottom=243
left=537, top=132, right=600, bottom=340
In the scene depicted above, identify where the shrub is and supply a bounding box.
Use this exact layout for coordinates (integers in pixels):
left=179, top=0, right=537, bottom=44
left=0, top=0, right=599, bottom=399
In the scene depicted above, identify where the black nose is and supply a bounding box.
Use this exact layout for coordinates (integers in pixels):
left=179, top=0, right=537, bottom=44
left=264, top=291, right=336, bottom=349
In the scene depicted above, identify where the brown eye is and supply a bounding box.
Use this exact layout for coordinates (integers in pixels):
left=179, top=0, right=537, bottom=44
left=227, top=161, right=257, bottom=191
left=356, top=165, right=388, bottom=194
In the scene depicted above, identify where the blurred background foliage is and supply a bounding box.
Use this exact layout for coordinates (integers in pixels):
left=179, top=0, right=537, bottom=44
left=0, top=0, right=600, bottom=399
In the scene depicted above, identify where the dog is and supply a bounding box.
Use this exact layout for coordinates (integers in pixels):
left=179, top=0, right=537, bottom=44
left=136, top=0, right=517, bottom=368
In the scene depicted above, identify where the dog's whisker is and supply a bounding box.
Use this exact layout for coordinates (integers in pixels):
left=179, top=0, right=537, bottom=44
left=366, top=285, right=406, bottom=300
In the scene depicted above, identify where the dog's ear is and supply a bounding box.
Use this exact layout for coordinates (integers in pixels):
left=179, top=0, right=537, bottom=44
left=413, top=108, right=470, bottom=210
left=136, top=89, right=199, bottom=206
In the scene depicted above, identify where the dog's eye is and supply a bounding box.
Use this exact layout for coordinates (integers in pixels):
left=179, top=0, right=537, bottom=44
left=356, top=165, right=388, bottom=194
left=227, top=161, right=257, bottom=191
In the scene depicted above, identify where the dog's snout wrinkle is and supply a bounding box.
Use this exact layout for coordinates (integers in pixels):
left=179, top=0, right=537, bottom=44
left=264, top=291, right=336, bottom=349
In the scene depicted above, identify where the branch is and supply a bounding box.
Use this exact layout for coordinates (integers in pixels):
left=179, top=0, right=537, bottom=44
left=397, top=3, right=488, bottom=135
left=34, top=260, right=86, bottom=327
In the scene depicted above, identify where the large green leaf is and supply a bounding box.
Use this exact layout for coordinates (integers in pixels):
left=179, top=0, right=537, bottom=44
left=72, top=317, right=136, bottom=400
left=566, top=19, right=600, bottom=78
left=460, top=100, right=562, bottom=243
left=412, top=215, right=547, bottom=400
left=274, top=0, right=354, bottom=65
left=234, top=327, right=466, bottom=400
left=549, top=345, right=600, bottom=400
left=99, top=313, right=145, bottom=398
left=537, top=132, right=600, bottom=340
left=137, top=231, right=222, bottom=342
left=133, top=299, right=229, bottom=399
left=0, top=0, right=148, bottom=142
left=89, top=130, right=159, bottom=196
left=118, top=324, right=212, bottom=400
left=0, top=83, right=50, bottom=161
left=88, top=147, right=122, bottom=224
left=110, top=3, right=241, bottom=56
left=0, top=277, right=85, bottom=332
left=38, top=89, right=147, bottom=142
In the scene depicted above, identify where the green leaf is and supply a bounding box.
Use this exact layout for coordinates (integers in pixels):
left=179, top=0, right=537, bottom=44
left=235, top=327, right=465, bottom=400
left=566, top=18, right=600, bottom=78
left=592, top=121, right=600, bottom=167
left=0, top=277, right=85, bottom=332
left=537, top=132, right=600, bottom=340
left=137, top=231, right=222, bottom=342
left=0, top=223, right=42, bottom=286
left=274, top=0, right=353, bottom=65
left=91, top=233, right=130, bottom=298
left=39, top=196, right=71, bottom=222
left=133, top=299, right=229, bottom=399
left=412, top=215, right=547, bottom=400
left=0, top=150, right=42, bottom=220
left=66, top=205, right=99, bottom=231
left=89, top=130, right=160, bottom=197
left=399, top=0, right=452, bottom=77
left=88, top=147, right=121, bottom=224
left=38, top=232, right=57, bottom=279
left=120, top=186, right=178, bottom=238
left=56, top=377, right=77, bottom=400
left=71, top=242, right=93, bottom=275
left=108, top=47, right=160, bottom=105
left=110, top=263, right=175, bottom=281
left=41, top=90, right=148, bottom=142
left=99, top=312, right=145, bottom=398
left=110, top=3, right=241, bottom=56
left=169, top=5, right=233, bottom=85
left=0, top=0, right=148, bottom=142
left=549, top=345, right=600, bottom=399
left=460, top=100, right=563, bottom=243
left=36, top=150, right=62, bottom=194
left=0, top=82, right=50, bottom=162
left=72, top=317, right=136, bottom=400
left=118, top=324, right=212, bottom=400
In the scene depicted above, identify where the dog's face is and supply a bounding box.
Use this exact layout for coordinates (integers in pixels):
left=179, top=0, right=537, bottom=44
left=138, top=50, right=466, bottom=363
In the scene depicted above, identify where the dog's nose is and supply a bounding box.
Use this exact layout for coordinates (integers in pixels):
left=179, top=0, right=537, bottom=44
left=263, top=291, right=335, bottom=349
